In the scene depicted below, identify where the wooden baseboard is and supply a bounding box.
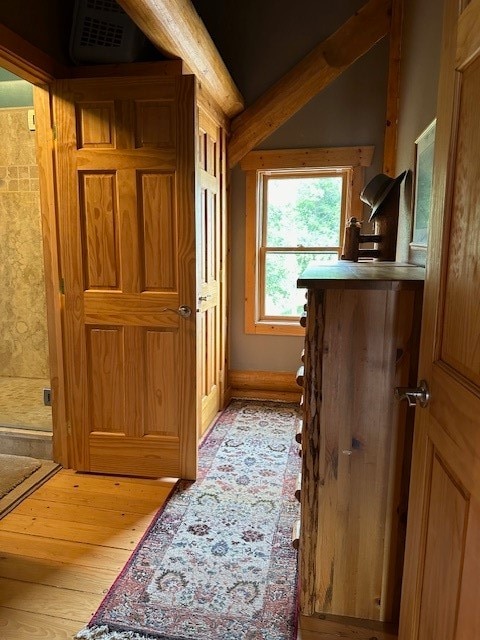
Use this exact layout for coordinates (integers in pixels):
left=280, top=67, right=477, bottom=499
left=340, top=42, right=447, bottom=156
left=299, top=613, right=397, bottom=639
left=228, top=370, right=302, bottom=403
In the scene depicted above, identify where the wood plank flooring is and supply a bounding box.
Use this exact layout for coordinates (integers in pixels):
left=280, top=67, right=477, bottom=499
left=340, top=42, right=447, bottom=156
left=0, top=469, right=176, bottom=639
left=0, top=468, right=392, bottom=639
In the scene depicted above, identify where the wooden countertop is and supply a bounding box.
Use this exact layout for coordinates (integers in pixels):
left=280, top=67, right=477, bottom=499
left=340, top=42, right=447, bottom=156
left=297, top=261, right=425, bottom=290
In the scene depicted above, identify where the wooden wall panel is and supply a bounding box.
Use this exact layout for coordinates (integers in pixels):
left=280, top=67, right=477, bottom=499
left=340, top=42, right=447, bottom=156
left=77, top=103, right=115, bottom=149
left=80, top=173, right=119, bottom=289
left=417, top=454, right=467, bottom=640
left=144, top=329, right=177, bottom=436
left=135, top=101, right=175, bottom=149
left=87, top=327, right=125, bottom=434
left=139, top=172, right=176, bottom=291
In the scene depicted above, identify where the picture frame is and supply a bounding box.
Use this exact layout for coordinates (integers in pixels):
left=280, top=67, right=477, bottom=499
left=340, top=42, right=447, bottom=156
left=410, top=119, right=436, bottom=256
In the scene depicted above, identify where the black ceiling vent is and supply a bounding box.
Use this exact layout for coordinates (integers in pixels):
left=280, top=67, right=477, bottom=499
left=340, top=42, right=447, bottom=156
left=70, top=0, right=146, bottom=65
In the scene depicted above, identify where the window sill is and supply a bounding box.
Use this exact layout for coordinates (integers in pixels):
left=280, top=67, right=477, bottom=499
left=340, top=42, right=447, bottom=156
left=245, top=320, right=305, bottom=337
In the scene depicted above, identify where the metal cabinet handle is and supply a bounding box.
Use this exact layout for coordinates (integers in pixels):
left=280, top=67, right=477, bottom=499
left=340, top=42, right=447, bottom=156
left=160, top=305, right=192, bottom=318
left=394, top=379, right=430, bottom=408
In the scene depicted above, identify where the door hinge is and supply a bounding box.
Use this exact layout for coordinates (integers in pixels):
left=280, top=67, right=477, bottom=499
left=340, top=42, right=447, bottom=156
left=52, top=123, right=57, bottom=140
left=66, top=421, right=72, bottom=436
left=59, top=277, right=65, bottom=294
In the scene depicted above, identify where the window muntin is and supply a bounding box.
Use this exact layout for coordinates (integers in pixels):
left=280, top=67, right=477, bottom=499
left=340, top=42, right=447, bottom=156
left=241, top=146, right=373, bottom=336
left=259, top=169, right=348, bottom=322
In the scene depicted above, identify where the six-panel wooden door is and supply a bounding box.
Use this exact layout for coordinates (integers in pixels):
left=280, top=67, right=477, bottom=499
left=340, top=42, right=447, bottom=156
left=399, top=0, right=480, bottom=636
left=53, top=75, right=198, bottom=479
left=197, top=106, right=227, bottom=435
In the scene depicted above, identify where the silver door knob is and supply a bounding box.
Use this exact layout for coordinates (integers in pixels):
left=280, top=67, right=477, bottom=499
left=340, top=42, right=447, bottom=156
left=177, top=305, right=192, bottom=318
left=160, top=305, right=192, bottom=318
left=394, top=379, right=430, bottom=408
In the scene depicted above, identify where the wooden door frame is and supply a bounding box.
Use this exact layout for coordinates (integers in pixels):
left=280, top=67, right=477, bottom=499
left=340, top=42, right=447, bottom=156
left=0, top=30, right=232, bottom=469
left=0, top=33, right=69, bottom=466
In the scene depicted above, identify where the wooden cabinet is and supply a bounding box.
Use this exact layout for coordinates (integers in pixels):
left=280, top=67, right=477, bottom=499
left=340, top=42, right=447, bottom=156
left=297, top=263, right=424, bottom=636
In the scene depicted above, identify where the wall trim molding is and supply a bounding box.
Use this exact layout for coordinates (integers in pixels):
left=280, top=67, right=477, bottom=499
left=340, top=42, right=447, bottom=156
left=228, top=370, right=301, bottom=403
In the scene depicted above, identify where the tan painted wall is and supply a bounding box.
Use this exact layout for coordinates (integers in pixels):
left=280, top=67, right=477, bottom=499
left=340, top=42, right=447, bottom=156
left=0, top=107, right=49, bottom=379
left=395, top=0, right=445, bottom=262
left=193, top=0, right=389, bottom=372
left=0, top=0, right=443, bottom=378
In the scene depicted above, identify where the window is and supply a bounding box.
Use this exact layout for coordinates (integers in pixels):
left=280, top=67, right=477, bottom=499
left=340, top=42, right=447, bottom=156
left=241, top=147, right=374, bottom=335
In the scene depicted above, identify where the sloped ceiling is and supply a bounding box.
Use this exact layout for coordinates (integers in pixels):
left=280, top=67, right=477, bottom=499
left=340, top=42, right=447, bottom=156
left=0, top=0, right=394, bottom=165
left=117, top=0, right=392, bottom=164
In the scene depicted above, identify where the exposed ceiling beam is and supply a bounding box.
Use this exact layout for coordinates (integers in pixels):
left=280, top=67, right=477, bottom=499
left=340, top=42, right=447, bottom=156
left=382, top=0, right=404, bottom=177
left=117, top=0, right=244, bottom=118
left=228, top=0, right=392, bottom=168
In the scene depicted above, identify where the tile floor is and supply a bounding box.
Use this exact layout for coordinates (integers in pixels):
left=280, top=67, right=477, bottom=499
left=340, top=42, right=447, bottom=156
left=0, top=376, right=52, bottom=432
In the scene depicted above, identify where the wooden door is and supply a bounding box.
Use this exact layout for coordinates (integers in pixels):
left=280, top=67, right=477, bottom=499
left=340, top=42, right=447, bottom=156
left=399, top=0, right=480, bottom=637
left=197, top=106, right=226, bottom=435
left=53, top=75, right=198, bottom=479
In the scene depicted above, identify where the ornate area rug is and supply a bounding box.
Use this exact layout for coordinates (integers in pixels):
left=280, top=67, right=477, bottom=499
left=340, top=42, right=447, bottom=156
left=76, top=400, right=300, bottom=640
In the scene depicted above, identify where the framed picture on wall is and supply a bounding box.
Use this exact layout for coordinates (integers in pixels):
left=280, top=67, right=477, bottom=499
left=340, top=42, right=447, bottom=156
left=411, top=119, right=436, bottom=251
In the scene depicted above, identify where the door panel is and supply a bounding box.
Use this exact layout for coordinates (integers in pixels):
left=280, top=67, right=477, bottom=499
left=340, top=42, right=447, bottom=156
left=441, top=54, right=480, bottom=382
left=141, top=173, right=176, bottom=290
left=417, top=453, right=468, bottom=640
left=399, top=0, right=480, bottom=637
left=197, top=107, right=225, bottom=434
left=54, top=75, right=197, bottom=479
left=81, top=172, right=119, bottom=288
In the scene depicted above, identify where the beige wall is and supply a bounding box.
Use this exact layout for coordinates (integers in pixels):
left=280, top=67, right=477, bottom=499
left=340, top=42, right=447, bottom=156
left=0, top=108, right=49, bottom=379
left=230, top=43, right=389, bottom=371
left=395, top=0, right=445, bottom=262
left=193, top=0, right=390, bottom=372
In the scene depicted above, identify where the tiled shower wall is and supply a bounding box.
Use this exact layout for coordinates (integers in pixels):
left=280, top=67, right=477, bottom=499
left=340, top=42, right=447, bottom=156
left=0, top=107, right=49, bottom=379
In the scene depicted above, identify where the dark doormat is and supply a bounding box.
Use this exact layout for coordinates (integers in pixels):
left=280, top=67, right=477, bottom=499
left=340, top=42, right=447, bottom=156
left=0, top=455, right=60, bottom=519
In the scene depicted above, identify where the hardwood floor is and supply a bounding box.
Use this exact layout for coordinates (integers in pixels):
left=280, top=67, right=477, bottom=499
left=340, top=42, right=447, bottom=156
left=0, top=469, right=176, bottom=639
left=0, top=468, right=389, bottom=639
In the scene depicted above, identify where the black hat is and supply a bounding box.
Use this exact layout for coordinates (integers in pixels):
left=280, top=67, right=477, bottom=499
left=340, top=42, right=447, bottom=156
left=360, top=171, right=407, bottom=221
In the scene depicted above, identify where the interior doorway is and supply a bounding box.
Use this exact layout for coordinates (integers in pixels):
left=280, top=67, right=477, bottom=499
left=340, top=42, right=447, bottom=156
left=0, top=68, right=52, bottom=438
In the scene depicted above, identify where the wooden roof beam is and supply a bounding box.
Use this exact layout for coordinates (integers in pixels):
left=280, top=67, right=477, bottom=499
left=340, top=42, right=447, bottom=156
left=117, top=0, right=244, bottom=118
left=228, top=0, right=392, bottom=168
left=382, top=0, right=404, bottom=176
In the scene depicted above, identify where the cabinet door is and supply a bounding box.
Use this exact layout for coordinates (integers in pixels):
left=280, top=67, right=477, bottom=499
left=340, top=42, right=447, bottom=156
left=54, top=75, right=198, bottom=479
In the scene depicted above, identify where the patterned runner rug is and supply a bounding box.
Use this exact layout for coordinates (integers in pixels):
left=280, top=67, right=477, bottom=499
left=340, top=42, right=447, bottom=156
left=76, top=400, right=300, bottom=640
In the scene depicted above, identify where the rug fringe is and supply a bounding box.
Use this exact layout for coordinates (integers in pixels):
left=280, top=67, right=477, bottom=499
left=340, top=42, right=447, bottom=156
left=75, top=626, right=156, bottom=640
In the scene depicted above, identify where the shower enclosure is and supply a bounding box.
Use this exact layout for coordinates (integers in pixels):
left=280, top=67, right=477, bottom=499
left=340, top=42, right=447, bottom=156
left=0, top=69, right=52, bottom=455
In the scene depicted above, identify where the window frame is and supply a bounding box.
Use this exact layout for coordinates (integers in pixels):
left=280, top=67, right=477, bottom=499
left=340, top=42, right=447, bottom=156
left=241, top=146, right=374, bottom=336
